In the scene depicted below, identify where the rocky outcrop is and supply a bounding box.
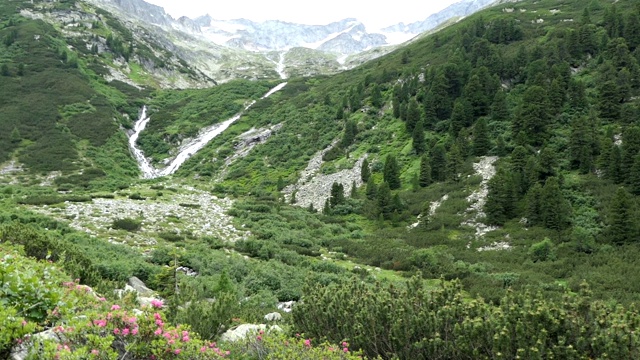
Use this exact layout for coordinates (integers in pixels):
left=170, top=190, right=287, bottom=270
left=264, top=312, right=282, bottom=322
left=462, top=156, right=500, bottom=240
left=220, top=324, right=282, bottom=342
left=282, top=143, right=367, bottom=210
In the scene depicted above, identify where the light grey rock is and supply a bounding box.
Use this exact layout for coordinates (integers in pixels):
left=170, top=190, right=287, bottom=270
left=220, top=324, right=282, bottom=342
left=10, top=329, right=63, bottom=360
left=128, top=276, right=153, bottom=296
left=264, top=312, right=282, bottom=321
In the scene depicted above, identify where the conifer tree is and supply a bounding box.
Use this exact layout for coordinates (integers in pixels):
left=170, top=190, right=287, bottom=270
left=361, top=158, right=370, bottom=182
left=608, top=145, right=623, bottom=184
left=370, top=83, right=382, bottom=108
left=629, top=155, right=640, bottom=195
left=406, top=99, right=421, bottom=134
left=449, top=98, right=474, bottom=135
left=524, top=183, right=543, bottom=226
left=419, top=155, right=432, bottom=188
left=485, top=167, right=516, bottom=225
left=376, top=182, right=393, bottom=219
left=10, top=127, right=21, bottom=144
left=412, top=118, right=426, bottom=154
left=365, top=176, right=377, bottom=200
left=514, top=85, right=551, bottom=146
left=341, top=120, right=358, bottom=148
left=350, top=180, right=358, bottom=198
left=430, top=144, right=448, bottom=182
left=473, top=118, right=491, bottom=156
left=329, top=182, right=345, bottom=207
left=447, top=144, right=464, bottom=182
left=608, top=187, right=636, bottom=245
left=540, top=177, right=572, bottom=231
left=383, top=154, right=401, bottom=190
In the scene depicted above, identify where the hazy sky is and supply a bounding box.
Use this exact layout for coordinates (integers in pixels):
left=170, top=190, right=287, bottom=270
left=144, top=0, right=461, bottom=30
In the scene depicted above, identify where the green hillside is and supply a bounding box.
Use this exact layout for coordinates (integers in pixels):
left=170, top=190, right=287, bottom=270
left=3, top=0, right=640, bottom=359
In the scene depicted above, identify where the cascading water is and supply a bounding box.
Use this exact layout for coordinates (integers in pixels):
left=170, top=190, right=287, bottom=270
left=128, top=82, right=287, bottom=179
left=129, top=106, right=157, bottom=179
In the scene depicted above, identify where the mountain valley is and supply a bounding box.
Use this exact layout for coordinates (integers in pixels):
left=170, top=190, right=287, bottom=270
left=2, top=0, right=640, bottom=358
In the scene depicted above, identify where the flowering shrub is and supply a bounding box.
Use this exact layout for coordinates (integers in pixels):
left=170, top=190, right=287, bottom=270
left=223, top=330, right=364, bottom=360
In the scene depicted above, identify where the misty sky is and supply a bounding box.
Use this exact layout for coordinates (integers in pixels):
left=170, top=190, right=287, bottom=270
left=144, top=0, right=461, bottom=30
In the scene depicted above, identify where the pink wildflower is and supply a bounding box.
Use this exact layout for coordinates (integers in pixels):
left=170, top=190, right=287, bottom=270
left=98, top=297, right=106, bottom=302
left=132, top=327, right=139, bottom=335
left=343, top=347, right=349, bottom=353
left=256, top=335, right=262, bottom=341
left=122, top=328, right=130, bottom=336
left=111, top=304, right=120, bottom=311
left=91, top=349, right=99, bottom=355
left=201, top=347, right=207, bottom=353
left=174, top=349, right=181, bottom=355
left=113, top=328, right=120, bottom=335
left=21, top=320, right=27, bottom=326
left=304, top=339, right=311, bottom=347
left=151, top=299, right=164, bottom=308
left=154, top=328, right=162, bottom=336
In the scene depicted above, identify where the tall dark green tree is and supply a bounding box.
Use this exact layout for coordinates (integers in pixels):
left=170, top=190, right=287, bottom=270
left=449, top=98, right=474, bottom=135
left=419, top=155, right=432, bottom=188
left=329, top=182, right=345, bottom=207
left=412, top=118, right=426, bottom=154
left=383, top=154, right=401, bottom=190
left=540, top=177, right=572, bottom=231
left=370, top=83, right=382, bottom=108
left=341, top=120, right=358, bottom=148
left=491, top=90, right=510, bottom=122
left=406, top=98, right=422, bottom=134
left=514, top=86, right=551, bottom=146
left=360, top=158, right=370, bottom=182
left=365, top=176, right=377, bottom=200
left=430, top=144, right=448, bottom=182
left=629, top=155, right=640, bottom=195
left=607, top=187, right=636, bottom=245
left=524, top=183, right=543, bottom=226
left=473, top=118, right=491, bottom=156
left=376, top=182, right=393, bottom=219
left=485, top=167, right=516, bottom=225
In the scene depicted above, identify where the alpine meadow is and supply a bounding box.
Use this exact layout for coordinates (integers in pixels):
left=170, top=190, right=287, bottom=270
left=2, top=0, right=640, bottom=359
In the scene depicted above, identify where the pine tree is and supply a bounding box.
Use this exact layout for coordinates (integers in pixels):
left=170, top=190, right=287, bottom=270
left=608, top=145, right=623, bottom=184
left=370, top=83, right=382, bottom=108
left=449, top=98, right=474, bottom=135
left=323, top=199, right=332, bottom=215
left=607, top=187, right=636, bottom=245
left=447, top=143, right=464, bottom=182
left=361, top=158, right=370, bottom=182
left=383, top=154, right=401, bottom=190
left=622, top=126, right=640, bottom=180
left=341, top=120, right=358, bottom=148
left=548, top=77, right=566, bottom=116
left=10, top=127, right=21, bottom=144
left=329, top=182, right=345, bottom=207
left=430, top=144, right=448, bottom=182
left=1, top=64, right=9, bottom=77
left=515, top=85, right=551, bottom=146
left=473, top=117, right=491, bottom=156
left=538, top=147, right=557, bottom=182
left=524, top=183, right=543, bottom=226
left=419, top=155, right=432, bottom=188
left=350, top=181, right=358, bottom=198
left=540, top=177, right=572, bottom=231
left=412, top=118, right=426, bottom=154
left=406, top=99, right=422, bottom=134
left=365, top=176, right=377, bottom=200
left=485, top=167, right=516, bottom=225
left=629, top=155, right=640, bottom=195
left=376, top=182, right=393, bottom=219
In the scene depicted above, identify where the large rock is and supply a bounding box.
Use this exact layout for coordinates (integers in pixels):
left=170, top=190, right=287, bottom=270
left=127, top=277, right=153, bottom=296
left=264, top=312, right=282, bottom=321
left=10, top=329, right=62, bottom=360
left=220, top=324, right=282, bottom=342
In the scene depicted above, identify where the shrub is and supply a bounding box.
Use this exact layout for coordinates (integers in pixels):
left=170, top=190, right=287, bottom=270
left=111, top=218, right=141, bottom=232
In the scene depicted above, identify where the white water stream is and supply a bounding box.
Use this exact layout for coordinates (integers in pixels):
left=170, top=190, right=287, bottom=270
left=129, top=82, right=287, bottom=179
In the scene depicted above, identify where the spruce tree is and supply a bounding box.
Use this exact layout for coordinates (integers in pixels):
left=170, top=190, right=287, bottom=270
left=376, top=182, right=393, bottom=219
left=608, top=187, right=636, bottom=245
left=406, top=98, right=421, bottom=134
left=370, top=83, right=382, bottom=108
left=630, top=155, right=640, bottom=195
left=473, top=118, right=491, bottom=156
left=485, top=167, right=516, bottom=225
left=361, top=158, right=370, bottom=182
left=10, top=127, right=21, bottom=144
left=365, top=176, right=377, bottom=200
left=449, top=98, right=473, bottom=135
left=430, top=144, right=448, bottom=182
left=412, top=118, right=426, bottom=154
left=524, top=183, right=543, bottom=226
left=419, top=155, right=432, bottom=187
left=608, top=145, right=623, bottom=183
left=540, top=177, right=572, bottom=231
left=383, top=154, right=401, bottom=190
left=329, top=182, right=345, bottom=207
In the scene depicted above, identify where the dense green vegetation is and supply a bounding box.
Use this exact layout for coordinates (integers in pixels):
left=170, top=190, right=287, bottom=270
left=4, top=0, right=640, bottom=358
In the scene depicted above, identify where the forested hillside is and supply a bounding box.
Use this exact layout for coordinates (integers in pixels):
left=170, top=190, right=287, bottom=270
left=3, top=0, right=640, bottom=359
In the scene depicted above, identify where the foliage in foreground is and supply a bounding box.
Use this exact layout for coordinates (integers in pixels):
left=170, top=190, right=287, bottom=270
left=294, top=276, right=640, bottom=360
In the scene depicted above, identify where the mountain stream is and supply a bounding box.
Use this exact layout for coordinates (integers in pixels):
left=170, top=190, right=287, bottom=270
left=129, top=82, right=287, bottom=179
